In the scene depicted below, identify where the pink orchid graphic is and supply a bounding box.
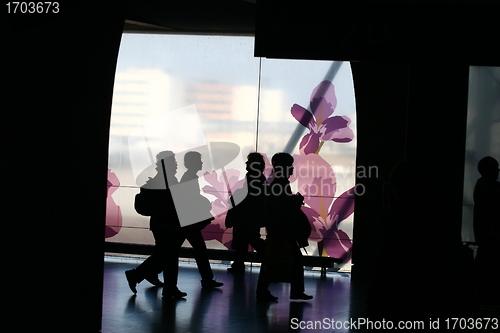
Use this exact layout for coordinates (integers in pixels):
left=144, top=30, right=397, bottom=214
left=201, top=169, right=246, bottom=248
left=302, top=188, right=354, bottom=262
left=291, top=81, right=354, bottom=155
left=289, top=153, right=354, bottom=262
left=105, top=169, right=122, bottom=238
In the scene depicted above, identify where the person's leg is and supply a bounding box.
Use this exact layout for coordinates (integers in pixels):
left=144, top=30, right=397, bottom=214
left=256, top=256, right=278, bottom=301
left=161, top=228, right=188, bottom=298
left=289, top=243, right=312, bottom=300
left=186, top=229, right=213, bottom=280
left=133, top=255, right=159, bottom=282
left=126, top=228, right=165, bottom=293
left=186, top=228, right=223, bottom=288
left=229, top=227, right=248, bottom=272
left=255, top=237, right=277, bottom=301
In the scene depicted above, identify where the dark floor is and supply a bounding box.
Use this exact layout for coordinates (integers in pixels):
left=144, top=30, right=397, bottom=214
left=102, top=256, right=353, bottom=333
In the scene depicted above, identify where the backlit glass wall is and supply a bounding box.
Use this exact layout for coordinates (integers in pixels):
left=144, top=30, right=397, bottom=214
left=462, top=66, right=500, bottom=242
left=106, top=33, right=357, bottom=267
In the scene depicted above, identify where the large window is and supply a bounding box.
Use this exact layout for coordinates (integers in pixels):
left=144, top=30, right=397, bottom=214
left=462, top=66, right=500, bottom=242
left=106, top=33, right=357, bottom=268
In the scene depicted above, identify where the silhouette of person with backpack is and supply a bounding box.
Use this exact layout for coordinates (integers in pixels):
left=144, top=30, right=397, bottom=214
left=226, top=152, right=268, bottom=273
left=126, top=150, right=188, bottom=298
left=256, top=152, right=312, bottom=301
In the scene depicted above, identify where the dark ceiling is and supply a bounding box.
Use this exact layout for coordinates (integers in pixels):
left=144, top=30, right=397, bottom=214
left=122, top=0, right=500, bottom=66
left=124, top=0, right=256, bottom=35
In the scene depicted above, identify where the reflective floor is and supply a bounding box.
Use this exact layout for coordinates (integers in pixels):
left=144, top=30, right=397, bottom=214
left=102, top=256, right=353, bottom=333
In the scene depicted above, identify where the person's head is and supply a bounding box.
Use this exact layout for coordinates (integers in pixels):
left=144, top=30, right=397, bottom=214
left=184, top=151, right=203, bottom=172
left=478, top=156, right=499, bottom=180
left=246, top=152, right=265, bottom=174
left=155, top=150, right=177, bottom=175
left=271, top=152, right=294, bottom=179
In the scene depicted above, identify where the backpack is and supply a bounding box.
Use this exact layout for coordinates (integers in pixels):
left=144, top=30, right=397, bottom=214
left=134, top=188, right=154, bottom=216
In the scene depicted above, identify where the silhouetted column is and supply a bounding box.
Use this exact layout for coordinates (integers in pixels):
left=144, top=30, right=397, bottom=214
left=4, top=3, right=125, bottom=332
left=349, top=61, right=409, bottom=318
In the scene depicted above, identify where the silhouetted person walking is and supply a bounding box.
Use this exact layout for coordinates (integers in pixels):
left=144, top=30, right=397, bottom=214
left=226, top=152, right=268, bottom=273
left=179, top=151, right=223, bottom=289
left=256, top=152, right=312, bottom=301
left=126, top=151, right=188, bottom=299
left=473, top=156, right=500, bottom=306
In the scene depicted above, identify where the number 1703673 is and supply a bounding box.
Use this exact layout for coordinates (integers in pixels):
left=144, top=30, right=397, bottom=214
left=6, top=2, right=59, bottom=14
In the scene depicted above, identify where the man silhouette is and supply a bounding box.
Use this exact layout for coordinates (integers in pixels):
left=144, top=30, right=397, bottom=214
left=126, top=151, right=188, bottom=298
left=256, top=152, right=312, bottom=301
left=179, top=151, right=223, bottom=289
left=226, top=152, right=268, bottom=273
left=473, top=156, right=500, bottom=305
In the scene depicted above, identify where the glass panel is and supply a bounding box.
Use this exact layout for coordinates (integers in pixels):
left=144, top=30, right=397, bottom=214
left=107, top=34, right=260, bottom=247
left=257, top=59, right=357, bottom=263
left=463, top=66, right=500, bottom=243
left=106, top=33, right=357, bottom=268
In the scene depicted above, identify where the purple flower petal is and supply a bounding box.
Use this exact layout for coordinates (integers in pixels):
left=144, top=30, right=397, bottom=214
left=330, top=127, right=355, bottom=143
left=291, top=104, right=316, bottom=129
left=202, top=212, right=233, bottom=248
left=218, top=169, right=242, bottom=196
left=293, top=153, right=336, bottom=193
left=310, top=81, right=337, bottom=121
left=321, top=116, right=354, bottom=143
left=301, top=177, right=335, bottom=217
left=230, top=178, right=246, bottom=196
left=299, top=132, right=321, bottom=155
left=320, top=116, right=349, bottom=136
left=301, top=206, right=327, bottom=242
left=211, top=198, right=229, bottom=216
left=323, top=229, right=352, bottom=260
left=327, top=187, right=355, bottom=228
left=105, top=169, right=122, bottom=238
left=203, top=169, right=244, bottom=202
left=203, top=171, right=221, bottom=189
left=310, top=97, right=336, bottom=125
left=106, top=169, right=120, bottom=197
left=105, top=204, right=122, bottom=238
left=201, top=185, right=219, bottom=198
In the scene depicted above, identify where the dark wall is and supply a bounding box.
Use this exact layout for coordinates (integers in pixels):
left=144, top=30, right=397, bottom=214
left=348, top=62, right=409, bottom=316
left=3, top=3, right=124, bottom=332
left=255, top=0, right=495, bottom=321
left=255, top=1, right=500, bottom=66
left=351, top=62, right=471, bottom=320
